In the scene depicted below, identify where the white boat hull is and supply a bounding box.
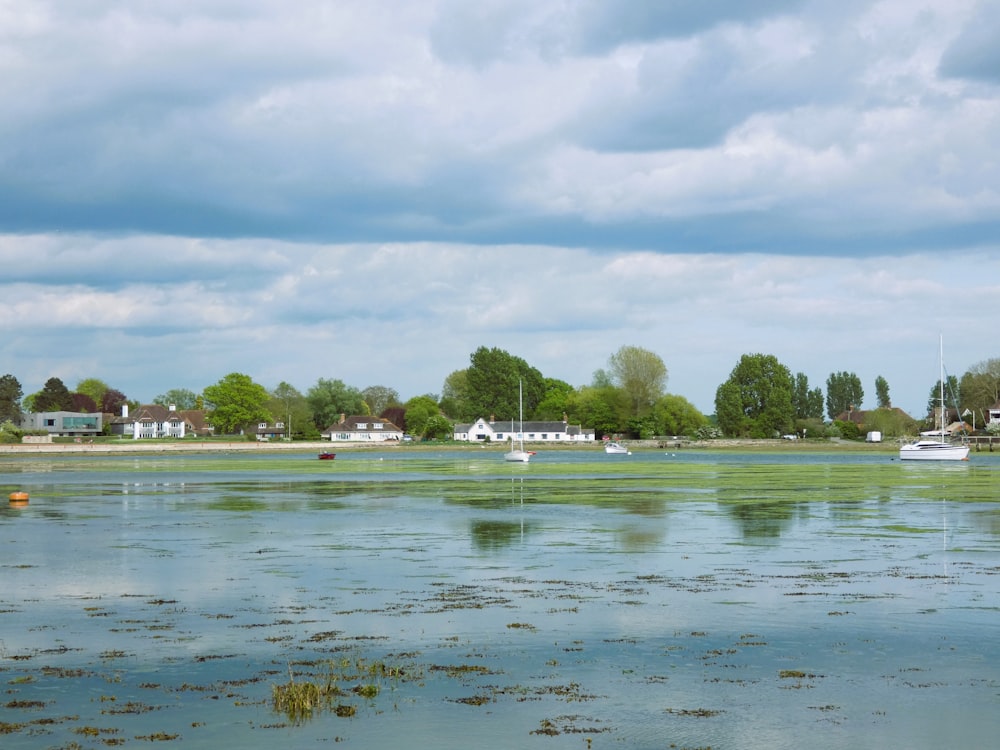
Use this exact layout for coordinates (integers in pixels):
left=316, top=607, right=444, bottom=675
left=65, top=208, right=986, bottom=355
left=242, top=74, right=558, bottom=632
left=504, top=450, right=531, bottom=463
left=604, top=442, right=630, bottom=455
left=899, top=441, right=969, bottom=461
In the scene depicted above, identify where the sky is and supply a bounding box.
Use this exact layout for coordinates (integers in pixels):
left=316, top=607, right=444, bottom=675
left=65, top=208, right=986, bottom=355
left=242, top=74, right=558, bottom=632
left=2, top=0, right=999, bottom=420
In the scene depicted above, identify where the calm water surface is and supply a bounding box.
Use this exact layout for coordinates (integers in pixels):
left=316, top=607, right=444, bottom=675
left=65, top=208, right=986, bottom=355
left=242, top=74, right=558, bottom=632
left=2, top=449, right=999, bottom=749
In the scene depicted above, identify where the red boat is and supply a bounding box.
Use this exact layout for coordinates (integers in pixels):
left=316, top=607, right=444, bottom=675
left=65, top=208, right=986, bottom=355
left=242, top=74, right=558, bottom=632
left=318, top=452, right=336, bottom=460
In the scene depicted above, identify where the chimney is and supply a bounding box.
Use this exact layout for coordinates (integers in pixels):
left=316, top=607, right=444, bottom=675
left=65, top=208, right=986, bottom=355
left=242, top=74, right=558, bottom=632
left=563, top=412, right=568, bottom=424
left=169, top=404, right=176, bottom=412
left=122, top=404, right=129, bottom=418
left=340, top=413, right=346, bottom=424
left=489, top=414, right=495, bottom=424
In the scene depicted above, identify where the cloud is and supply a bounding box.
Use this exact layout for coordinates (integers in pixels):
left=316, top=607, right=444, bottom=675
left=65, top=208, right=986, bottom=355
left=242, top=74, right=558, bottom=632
left=1, top=2, right=999, bottom=419
left=3, top=235, right=998, bottom=419
left=0, top=0, right=994, bottom=252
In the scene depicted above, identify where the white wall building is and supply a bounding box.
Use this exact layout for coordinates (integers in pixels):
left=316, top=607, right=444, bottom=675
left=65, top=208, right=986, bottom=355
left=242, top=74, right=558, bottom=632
left=453, top=416, right=595, bottom=443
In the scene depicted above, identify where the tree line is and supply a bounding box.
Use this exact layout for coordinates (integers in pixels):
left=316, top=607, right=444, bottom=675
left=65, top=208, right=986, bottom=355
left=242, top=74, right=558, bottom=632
left=3, top=347, right=999, bottom=441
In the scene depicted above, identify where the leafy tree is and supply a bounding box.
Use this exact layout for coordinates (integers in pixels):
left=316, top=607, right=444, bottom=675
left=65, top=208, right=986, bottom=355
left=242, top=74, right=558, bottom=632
left=403, top=395, right=441, bottom=438
left=361, top=385, right=400, bottom=416
left=70, top=393, right=97, bottom=412
left=874, top=375, right=891, bottom=408
left=307, top=378, right=365, bottom=429
left=154, top=389, right=199, bottom=410
left=465, top=347, right=544, bottom=422
left=267, top=382, right=313, bottom=439
left=34, top=377, right=73, bottom=412
left=203, top=373, right=271, bottom=434
left=864, top=407, right=917, bottom=438
left=653, top=394, right=708, bottom=437
left=925, top=374, right=960, bottom=425
left=714, top=354, right=795, bottom=437
left=567, top=385, right=628, bottom=438
left=101, top=389, right=129, bottom=415
left=533, top=378, right=575, bottom=420
left=607, top=345, right=668, bottom=418
left=422, top=414, right=453, bottom=440
left=959, top=358, right=1000, bottom=423
left=0, top=374, right=23, bottom=423
left=591, top=368, right=613, bottom=389
left=76, top=378, right=109, bottom=407
left=792, top=373, right=824, bottom=420
left=825, top=371, right=864, bottom=419
left=439, top=369, right=470, bottom=419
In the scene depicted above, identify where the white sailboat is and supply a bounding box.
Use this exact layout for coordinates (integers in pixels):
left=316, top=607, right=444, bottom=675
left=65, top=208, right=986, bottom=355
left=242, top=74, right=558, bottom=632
left=899, top=336, right=970, bottom=461
left=504, top=379, right=531, bottom=463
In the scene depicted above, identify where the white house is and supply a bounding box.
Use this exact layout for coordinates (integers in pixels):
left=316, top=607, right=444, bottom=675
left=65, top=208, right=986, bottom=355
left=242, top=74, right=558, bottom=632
left=109, top=404, right=212, bottom=440
left=453, top=416, right=595, bottom=444
left=988, top=401, right=1000, bottom=426
left=322, top=414, right=404, bottom=442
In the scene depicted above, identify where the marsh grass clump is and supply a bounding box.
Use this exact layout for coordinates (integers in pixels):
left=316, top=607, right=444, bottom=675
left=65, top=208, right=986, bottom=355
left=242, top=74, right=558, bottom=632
left=272, top=671, right=345, bottom=723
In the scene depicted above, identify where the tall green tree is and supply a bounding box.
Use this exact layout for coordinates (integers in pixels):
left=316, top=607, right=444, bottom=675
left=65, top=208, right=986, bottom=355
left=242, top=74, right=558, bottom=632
left=154, top=389, right=199, bottom=410
left=714, top=354, right=795, bottom=437
left=653, top=394, right=708, bottom=437
left=76, top=378, right=109, bottom=408
left=825, top=371, right=864, bottom=419
left=307, top=378, right=365, bottom=429
left=202, top=373, right=270, bottom=434
left=567, top=384, right=628, bottom=438
left=403, top=395, right=441, bottom=437
left=533, top=378, right=576, bottom=420
left=959, top=358, right=1000, bottom=423
left=875, top=375, right=891, bottom=408
left=607, top=345, right=668, bottom=418
left=34, top=377, right=73, bottom=412
left=267, top=382, right=314, bottom=439
left=361, top=385, right=400, bottom=416
left=465, top=347, right=544, bottom=422
left=439, top=369, right=470, bottom=419
left=925, top=374, right=960, bottom=423
left=0, top=374, right=23, bottom=423
left=792, top=373, right=824, bottom=419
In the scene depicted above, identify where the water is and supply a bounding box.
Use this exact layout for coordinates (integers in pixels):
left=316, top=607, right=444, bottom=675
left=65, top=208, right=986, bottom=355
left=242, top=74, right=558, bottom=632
left=2, top=449, right=999, bottom=748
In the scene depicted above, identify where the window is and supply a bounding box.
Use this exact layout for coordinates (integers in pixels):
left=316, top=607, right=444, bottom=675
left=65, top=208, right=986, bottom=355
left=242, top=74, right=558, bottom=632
left=541, top=434, right=548, bottom=440
left=258, top=422, right=267, bottom=429
left=374, top=423, right=383, bottom=429
left=357, top=423, right=367, bottom=429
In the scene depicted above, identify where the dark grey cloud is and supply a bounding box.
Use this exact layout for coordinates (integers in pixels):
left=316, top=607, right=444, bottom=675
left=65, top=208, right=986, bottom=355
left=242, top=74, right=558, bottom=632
left=0, top=0, right=995, bottom=258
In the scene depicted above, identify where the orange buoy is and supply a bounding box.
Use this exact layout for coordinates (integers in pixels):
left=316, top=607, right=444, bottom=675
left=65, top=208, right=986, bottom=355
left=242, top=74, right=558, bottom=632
left=8, top=491, right=29, bottom=506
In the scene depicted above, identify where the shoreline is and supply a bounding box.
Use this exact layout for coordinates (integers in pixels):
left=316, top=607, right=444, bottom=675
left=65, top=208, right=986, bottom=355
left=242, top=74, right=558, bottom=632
left=0, top=437, right=898, bottom=455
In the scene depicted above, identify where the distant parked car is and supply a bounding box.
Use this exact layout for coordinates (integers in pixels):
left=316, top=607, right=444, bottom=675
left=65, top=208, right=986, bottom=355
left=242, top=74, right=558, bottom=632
left=402, top=434, right=413, bottom=442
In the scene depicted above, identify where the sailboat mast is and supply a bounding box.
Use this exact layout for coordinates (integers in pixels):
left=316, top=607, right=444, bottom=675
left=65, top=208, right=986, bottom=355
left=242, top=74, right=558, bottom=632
left=939, top=335, right=945, bottom=434
left=518, top=379, right=524, bottom=451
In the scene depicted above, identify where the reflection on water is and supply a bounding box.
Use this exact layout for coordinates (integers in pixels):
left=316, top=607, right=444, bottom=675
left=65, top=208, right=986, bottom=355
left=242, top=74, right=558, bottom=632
left=1, top=449, right=999, bottom=749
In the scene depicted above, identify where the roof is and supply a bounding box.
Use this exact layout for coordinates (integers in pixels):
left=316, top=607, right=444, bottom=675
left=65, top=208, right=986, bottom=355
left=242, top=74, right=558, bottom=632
left=323, top=415, right=403, bottom=433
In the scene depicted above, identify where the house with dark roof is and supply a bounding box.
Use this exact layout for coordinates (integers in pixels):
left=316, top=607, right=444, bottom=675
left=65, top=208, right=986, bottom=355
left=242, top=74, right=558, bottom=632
left=453, top=415, right=595, bottom=443
left=109, top=404, right=213, bottom=439
left=322, top=414, right=404, bottom=442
